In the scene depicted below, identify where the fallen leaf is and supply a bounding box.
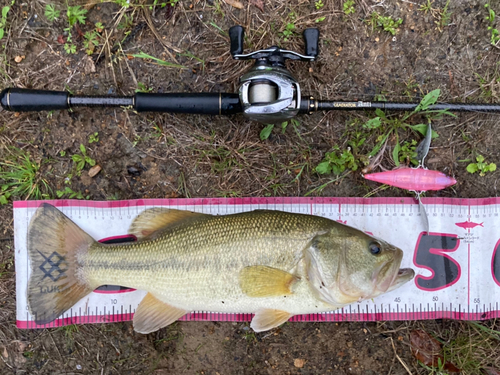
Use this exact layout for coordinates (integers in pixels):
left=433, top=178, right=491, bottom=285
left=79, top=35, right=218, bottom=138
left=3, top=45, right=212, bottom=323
left=294, top=358, right=305, bottom=368
left=14, top=55, right=25, bottom=63
left=224, top=0, right=244, bottom=9
left=83, top=56, right=96, bottom=74
left=88, top=165, right=102, bottom=177
left=250, top=0, right=264, bottom=11
left=410, top=330, right=460, bottom=373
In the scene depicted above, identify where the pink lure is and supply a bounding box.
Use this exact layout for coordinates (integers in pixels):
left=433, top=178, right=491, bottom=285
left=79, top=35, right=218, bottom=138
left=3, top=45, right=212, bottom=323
left=364, top=168, right=456, bottom=191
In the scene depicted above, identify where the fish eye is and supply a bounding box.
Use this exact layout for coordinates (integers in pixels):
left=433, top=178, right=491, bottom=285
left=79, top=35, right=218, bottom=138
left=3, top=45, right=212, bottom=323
left=369, top=242, right=381, bottom=255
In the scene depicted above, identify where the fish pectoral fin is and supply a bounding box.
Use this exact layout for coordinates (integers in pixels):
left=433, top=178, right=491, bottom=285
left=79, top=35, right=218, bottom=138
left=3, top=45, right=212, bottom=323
left=133, top=293, right=187, bottom=334
left=251, top=309, right=292, bottom=332
left=239, top=266, right=299, bottom=298
left=128, top=208, right=211, bottom=239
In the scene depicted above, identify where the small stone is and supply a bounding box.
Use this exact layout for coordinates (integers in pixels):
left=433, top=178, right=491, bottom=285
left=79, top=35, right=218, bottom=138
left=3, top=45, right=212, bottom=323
left=294, top=359, right=305, bottom=368
left=375, top=37, right=379, bottom=42
left=14, top=55, right=25, bottom=63
left=88, top=165, right=102, bottom=177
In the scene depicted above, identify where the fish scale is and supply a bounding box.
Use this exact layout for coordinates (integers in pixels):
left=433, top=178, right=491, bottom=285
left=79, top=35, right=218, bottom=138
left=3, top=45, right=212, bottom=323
left=84, top=211, right=329, bottom=313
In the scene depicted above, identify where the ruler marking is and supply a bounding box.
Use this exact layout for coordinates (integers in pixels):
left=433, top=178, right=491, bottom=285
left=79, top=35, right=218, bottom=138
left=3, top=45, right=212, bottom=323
left=15, top=198, right=500, bottom=327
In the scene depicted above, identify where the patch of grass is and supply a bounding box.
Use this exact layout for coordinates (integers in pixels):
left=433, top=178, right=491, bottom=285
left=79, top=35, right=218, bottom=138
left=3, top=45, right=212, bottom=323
left=419, top=0, right=452, bottom=32
left=398, top=139, right=419, bottom=166
left=58, top=324, right=79, bottom=339
left=152, top=0, right=179, bottom=8
left=64, top=4, right=88, bottom=54
left=419, top=0, right=433, bottom=13
left=179, top=50, right=205, bottom=72
left=439, top=322, right=500, bottom=374
left=0, top=148, right=51, bottom=204
left=367, top=12, right=403, bottom=36
left=71, top=144, right=96, bottom=174
left=280, top=11, right=297, bottom=42
left=261, top=119, right=302, bottom=141
left=436, top=0, right=452, bottom=32
left=45, top=4, right=60, bottom=22
left=343, top=0, right=355, bottom=16
left=316, top=146, right=359, bottom=175
left=466, top=155, right=497, bottom=176
left=201, top=146, right=242, bottom=174
left=260, top=124, right=274, bottom=140
left=129, top=51, right=187, bottom=69
left=83, top=23, right=104, bottom=55
left=136, top=82, right=153, bottom=93
left=88, top=132, right=99, bottom=144
left=56, top=186, right=86, bottom=199
left=118, top=13, right=134, bottom=30
left=0, top=3, right=12, bottom=41
left=114, top=0, right=130, bottom=8
left=475, top=72, right=500, bottom=100
left=485, top=3, right=500, bottom=46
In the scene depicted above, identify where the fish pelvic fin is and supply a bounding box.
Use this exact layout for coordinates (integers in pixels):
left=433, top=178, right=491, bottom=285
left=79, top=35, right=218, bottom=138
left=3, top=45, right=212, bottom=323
left=251, top=309, right=292, bottom=332
left=133, top=293, right=187, bottom=334
left=27, top=203, right=95, bottom=325
left=239, top=266, right=299, bottom=298
left=128, top=208, right=211, bottom=239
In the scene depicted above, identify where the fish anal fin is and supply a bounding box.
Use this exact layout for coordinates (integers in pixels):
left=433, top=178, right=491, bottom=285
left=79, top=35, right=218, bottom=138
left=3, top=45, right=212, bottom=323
left=129, top=208, right=211, bottom=239
left=239, top=266, right=299, bottom=298
left=133, top=293, right=187, bottom=334
left=251, top=309, right=292, bottom=332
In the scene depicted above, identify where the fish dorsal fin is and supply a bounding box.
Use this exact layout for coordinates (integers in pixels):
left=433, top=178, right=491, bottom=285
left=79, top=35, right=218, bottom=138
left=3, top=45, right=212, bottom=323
left=133, top=293, right=187, bottom=334
left=251, top=309, right=292, bottom=332
left=129, top=208, right=211, bottom=239
left=239, top=266, right=299, bottom=297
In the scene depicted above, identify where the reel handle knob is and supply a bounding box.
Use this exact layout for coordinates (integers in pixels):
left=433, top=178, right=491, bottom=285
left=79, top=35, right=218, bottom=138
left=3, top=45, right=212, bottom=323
left=303, top=28, right=319, bottom=58
left=229, top=25, right=244, bottom=56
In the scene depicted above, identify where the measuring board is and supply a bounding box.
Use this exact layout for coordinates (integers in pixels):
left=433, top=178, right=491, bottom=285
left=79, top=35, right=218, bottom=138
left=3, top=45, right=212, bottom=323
left=14, top=197, right=500, bottom=329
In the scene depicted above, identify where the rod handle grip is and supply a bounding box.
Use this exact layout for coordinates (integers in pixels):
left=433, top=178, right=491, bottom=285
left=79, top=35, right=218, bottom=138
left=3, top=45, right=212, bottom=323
left=1, top=88, right=69, bottom=111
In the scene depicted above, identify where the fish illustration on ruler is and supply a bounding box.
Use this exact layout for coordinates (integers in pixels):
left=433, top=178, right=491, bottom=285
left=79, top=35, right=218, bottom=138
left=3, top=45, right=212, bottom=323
left=455, top=221, right=484, bottom=230
left=26, top=203, right=415, bottom=334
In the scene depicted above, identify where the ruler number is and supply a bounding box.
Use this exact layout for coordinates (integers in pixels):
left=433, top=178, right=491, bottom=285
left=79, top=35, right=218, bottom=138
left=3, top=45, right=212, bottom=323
left=111, top=299, right=117, bottom=304
left=474, top=298, right=480, bottom=304
left=414, top=233, right=460, bottom=291
left=394, top=297, right=401, bottom=302
left=432, top=296, right=438, bottom=301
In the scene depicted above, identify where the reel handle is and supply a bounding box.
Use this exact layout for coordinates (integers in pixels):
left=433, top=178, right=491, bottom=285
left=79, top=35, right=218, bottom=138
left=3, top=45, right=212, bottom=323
left=303, top=28, right=319, bottom=58
left=229, top=25, right=319, bottom=62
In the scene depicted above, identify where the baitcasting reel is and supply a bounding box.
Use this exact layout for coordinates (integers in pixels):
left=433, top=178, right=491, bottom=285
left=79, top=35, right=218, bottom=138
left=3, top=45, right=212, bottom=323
left=229, top=25, right=319, bottom=124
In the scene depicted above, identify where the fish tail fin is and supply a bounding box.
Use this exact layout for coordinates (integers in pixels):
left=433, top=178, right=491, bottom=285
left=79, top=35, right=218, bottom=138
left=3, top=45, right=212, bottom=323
left=27, top=203, right=95, bottom=325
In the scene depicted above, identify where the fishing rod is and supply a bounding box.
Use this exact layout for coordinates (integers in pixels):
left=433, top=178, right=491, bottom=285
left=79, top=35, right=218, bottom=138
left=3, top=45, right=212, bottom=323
left=2, top=25, right=500, bottom=123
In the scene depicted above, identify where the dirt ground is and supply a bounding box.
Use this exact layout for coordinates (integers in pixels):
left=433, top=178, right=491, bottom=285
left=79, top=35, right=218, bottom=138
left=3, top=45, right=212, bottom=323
left=1, top=0, right=500, bottom=373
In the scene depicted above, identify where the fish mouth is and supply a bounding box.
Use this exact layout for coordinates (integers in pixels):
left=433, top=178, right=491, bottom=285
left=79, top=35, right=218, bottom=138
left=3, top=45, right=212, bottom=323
left=386, top=268, right=415, bottom=292
left=373, top=249, right=414, bottom=294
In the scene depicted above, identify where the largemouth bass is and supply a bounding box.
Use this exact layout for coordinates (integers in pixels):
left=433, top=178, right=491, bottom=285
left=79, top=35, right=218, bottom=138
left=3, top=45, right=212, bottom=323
left=27, top=203, right=414, bottom=333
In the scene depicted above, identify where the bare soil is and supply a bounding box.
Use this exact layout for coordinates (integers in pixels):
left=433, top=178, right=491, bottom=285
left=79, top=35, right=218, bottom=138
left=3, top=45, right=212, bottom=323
left=1, top=0, right=500, bottom=374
